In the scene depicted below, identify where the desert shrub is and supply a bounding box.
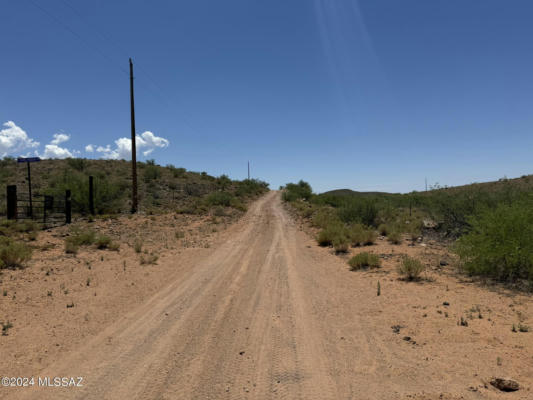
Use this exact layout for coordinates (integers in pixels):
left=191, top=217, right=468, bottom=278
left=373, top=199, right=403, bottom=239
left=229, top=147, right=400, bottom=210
left=387, top=231, right=402, bottom=244
left=348, top=224, right=365, bottom=246
left=235, top=179, right=269, bottom=197
left=311, top=208, right=339, bottom=229
left=140, top=253, right=159, bottom=265
left=65, top=228, right=96, bottom=253
left=378, top=224, right=389, bottom=236
left=332, top=236, right=350, bottom=253
left=363, top=229, right=377, bottom=245
left=67, top=158, right=87, bottom=171
left=348, top=252, right=380, bottom=270
left=213, top=206, right=226, bottom=217
left=15, top=220, right=38, bottom=233
left=206, top=192, right=233, bottom=207
left=0, top=237, right=32, bottom=269
left=69, top=228, right=96, bottom=246
left=454, top=201, right=533, bottom=283
left=175, top=230, right=185, bottom=239
left=95, top=234, right=111, bottom=249
left=216, top=174, right=232, bottom=190
left=133, top=238, right=143, bottom=253
left=398, top=256, right=425, bottom=280
left=337, top=199, right=378, bottom=227
left=317, top=223, right=348, bottom=246
left=282, top=180, right=312, bottom=202
left=65, top=240, right=78, bottom=254
left=94, top=234, right=118, bottom=250
left=229, top=197, right=247, bottom=212
left=144, top=163, right=161, bottom=182
left=168, top=165, right=186, bottom=178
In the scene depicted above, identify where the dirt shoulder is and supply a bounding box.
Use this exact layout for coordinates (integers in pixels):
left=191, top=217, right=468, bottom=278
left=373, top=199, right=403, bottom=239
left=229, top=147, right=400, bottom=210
left=284, top=200, right=533, bottom=398
left=0, top=209, right=240, bottom=377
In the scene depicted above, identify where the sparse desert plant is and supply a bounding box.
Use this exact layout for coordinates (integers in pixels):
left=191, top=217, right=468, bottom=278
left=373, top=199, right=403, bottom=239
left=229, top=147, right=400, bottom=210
left=1, top=321, right=13, bottom=336
left=65, top=240, right=78, bottom=254
left=175, top=230, right=185, bottom=239
left=348, top=252, right=380, bottom=270
left=27, top=231, right=38, bottom=241
left=312, top=208, right=340, bottom=229
left=387, top=231, right=402, bottom=244
left=213, top=206, right=226, bottom=217
left=378, top=224, right=389, bottom=236
left=133, top=239, right=143, bottom=253
left=94, top=234, right=119, bottom=251
left=317, top=223, right=348, bottom=247
left=377, top=280, right=381, bottom=296
left=513, top=323, right=530, bottom=332
left=0, top=237, right=32, bottom=269
left=67, top=228, right=96, bottom=246
left=398, top=256, right=425, bottom=281
left=332, top=237, right=349, bottom=253
left=140, top=252, right=159, bottom=265
left=362, top=229, right=377, bottom=245
left=95, top=234, right=111, bottom=249
left=348, top=224, right=365, bottom=246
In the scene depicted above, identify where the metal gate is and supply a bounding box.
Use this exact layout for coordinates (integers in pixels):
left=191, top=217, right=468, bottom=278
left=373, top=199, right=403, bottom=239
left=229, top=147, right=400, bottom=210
left=6, top=185, right=71, bottom=225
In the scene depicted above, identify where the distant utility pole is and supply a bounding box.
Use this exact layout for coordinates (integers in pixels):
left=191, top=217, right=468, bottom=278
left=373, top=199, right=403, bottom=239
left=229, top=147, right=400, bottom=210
left=129, top=58, right=138, bottom=213
left=247, top=161, right=250, bottom=180
left=425, top=177, right=428, bottom=192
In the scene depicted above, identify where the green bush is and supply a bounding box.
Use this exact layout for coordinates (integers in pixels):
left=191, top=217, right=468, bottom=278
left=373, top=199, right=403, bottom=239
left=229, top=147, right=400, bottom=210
left=65, top=228, right=96, bottom=253
left=454, top=201, right=533, bottom=282
left=311, top=208, right=339, bottom=229
left=348, top=252, right=380, bottom=270
left=206, top=191, right=233, bottom=207
left=332, top=236, right=350, bottom=253
left=378, top=224, right=389, bottom=236
left=282, top=180, right=312, bottom=202
left=95, top=234, right=118, bottom=250
left=363, top=229, right=377, bottom=245
left=387, top=231, right=402, bottom=244
left=317, top=223, right=348, bottom=247
left=398, top=256, right=425, bottom=280
left=0, top=237, right=32, bottom=269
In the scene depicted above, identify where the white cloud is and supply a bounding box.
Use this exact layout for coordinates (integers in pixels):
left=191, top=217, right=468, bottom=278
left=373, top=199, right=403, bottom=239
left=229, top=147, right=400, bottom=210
left=95, top=131, right=169, bottom=160
left=50, top=133, right=70, bottom=145
left=42, top=144, right=73, bottom=159
left=85, top=144, right=94, bottom=152
left=40, top=132, right=75, bottom=159
left=0, top=121, right=40, bottom=157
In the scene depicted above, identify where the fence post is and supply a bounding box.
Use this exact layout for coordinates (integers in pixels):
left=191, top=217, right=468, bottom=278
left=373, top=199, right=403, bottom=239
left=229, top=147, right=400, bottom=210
left=89, top=176, right=95, bottom=216
left=65, top=190, right=71, bottom=224
left=7, top=185, right=17, bottom=220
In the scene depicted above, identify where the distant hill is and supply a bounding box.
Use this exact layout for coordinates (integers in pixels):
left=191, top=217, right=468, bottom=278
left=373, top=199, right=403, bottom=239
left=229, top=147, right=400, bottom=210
left=320, top=189, right=394, bottom=197
left=321, top=174, right=533, bottom=198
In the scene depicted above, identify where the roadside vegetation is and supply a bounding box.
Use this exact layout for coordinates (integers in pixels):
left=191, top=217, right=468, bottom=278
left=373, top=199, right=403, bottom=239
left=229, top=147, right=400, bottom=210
left=283, top=176, right=533, bottom=287
left=0, top=157, right=269, bottom=216
left=0, top=157, right=269, bottom=268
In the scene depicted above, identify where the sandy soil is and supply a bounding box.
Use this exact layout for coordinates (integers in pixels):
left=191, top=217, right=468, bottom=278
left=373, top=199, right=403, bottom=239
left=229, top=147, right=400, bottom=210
left=1, top=192, right=532, bottom=399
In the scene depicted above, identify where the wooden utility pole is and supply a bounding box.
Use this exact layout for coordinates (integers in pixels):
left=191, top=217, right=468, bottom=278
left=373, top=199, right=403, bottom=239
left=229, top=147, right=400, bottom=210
left=247, top=161, right=250, bottom=180
left=129, top=58, right=138, bottom=213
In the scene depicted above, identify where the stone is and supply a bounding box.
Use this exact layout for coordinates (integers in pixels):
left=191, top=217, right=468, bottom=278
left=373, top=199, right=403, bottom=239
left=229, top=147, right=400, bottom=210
left=490, top=378, right=519, bottom=392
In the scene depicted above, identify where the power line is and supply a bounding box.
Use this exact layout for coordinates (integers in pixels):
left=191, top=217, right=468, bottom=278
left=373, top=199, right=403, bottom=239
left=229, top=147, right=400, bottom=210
left=27, top=0, right=128, bottom=75
left=55, top=0, right=210, bottom=138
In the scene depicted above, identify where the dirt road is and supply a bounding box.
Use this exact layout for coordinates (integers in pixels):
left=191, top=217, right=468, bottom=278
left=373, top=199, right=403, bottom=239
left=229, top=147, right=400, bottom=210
left=4, top=192, right=531, bottom=399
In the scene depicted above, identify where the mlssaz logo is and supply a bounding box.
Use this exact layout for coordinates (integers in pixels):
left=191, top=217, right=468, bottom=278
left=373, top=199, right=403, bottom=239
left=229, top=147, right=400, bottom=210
left=38, top=377, right=83, bottom=387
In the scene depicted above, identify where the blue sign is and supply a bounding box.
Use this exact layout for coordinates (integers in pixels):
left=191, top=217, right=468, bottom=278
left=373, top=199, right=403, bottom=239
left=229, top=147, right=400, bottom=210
left=17, top=157, right=41, bottom=163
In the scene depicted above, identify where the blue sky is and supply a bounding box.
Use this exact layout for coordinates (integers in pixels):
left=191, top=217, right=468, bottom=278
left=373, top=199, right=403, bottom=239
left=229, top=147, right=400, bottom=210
left=2, top=0, right=533, bottom=193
